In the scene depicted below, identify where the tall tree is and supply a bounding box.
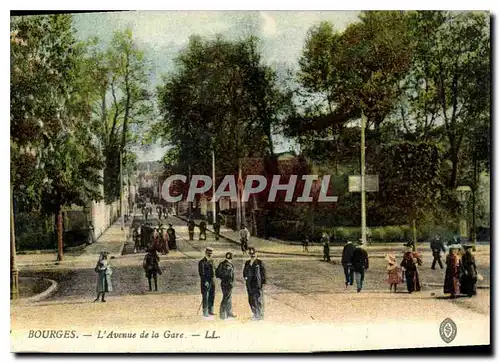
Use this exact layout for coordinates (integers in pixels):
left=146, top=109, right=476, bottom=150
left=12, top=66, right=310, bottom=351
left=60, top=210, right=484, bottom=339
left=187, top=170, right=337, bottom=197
left=406, top=11, right=490, bottom=188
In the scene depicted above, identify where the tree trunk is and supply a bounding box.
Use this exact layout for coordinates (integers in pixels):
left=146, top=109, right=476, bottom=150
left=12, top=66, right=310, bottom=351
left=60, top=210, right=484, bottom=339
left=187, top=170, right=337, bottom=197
left=412, top=218, right=417, bottom=252
left=56, top=208, right=64, bottom=261
left=472, top=156, right=478, bottom=250
left=449, top=146, right=459, bottom=188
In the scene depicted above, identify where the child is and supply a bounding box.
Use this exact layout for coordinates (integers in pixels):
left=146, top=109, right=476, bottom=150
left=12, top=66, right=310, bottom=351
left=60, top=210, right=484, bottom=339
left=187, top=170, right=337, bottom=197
left=385, top=254, right=402, bottom=292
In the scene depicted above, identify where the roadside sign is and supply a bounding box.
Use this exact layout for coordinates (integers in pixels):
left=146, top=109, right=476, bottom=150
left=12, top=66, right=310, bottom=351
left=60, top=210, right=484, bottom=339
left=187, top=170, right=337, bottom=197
left=348, top=175, right=379, bottom=192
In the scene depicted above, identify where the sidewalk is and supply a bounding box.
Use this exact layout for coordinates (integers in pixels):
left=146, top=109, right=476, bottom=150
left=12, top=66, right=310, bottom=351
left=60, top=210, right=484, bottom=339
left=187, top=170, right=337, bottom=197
left=178, top=216, right=490, bottom=259
left=16, top=219, right=128, bottom=268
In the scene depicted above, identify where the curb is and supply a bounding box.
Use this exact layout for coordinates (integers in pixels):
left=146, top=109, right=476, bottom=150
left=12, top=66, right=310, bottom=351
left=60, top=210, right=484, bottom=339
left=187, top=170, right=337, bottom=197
left=18, top=277, right=59, bottom=303
left=176, top=216, right=396, bottom=258
left=423, top=282, right=490, bottom=290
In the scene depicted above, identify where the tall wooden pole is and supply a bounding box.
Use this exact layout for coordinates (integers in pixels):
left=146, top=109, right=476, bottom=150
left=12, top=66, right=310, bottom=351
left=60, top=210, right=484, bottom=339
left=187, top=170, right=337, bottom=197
left=212, top=150, right=217, bottom=224
left=10, top=186, right=19, bottom=299
left=360, top=110, right=367, bottom=245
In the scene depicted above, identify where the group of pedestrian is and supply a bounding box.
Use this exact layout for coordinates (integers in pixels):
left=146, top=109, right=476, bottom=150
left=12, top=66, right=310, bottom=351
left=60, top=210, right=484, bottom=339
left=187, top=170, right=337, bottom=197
left=444, top=243, right=478, bottom=298
left=134, top=223, right=177, bottom=254
left=198, top=246, right=266, bottom=321
left=341, top=240, right=369, bottom=292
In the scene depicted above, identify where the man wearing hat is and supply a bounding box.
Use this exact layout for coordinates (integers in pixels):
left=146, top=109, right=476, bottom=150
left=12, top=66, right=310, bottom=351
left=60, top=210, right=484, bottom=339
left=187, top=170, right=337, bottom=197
left=216, top=252, right=237, bottom=319
left=243, top=247, right=266, bottom=320
left=460, top=244, right=478, bottom=297
left=430, top=235, right=445, bottom=270
left=198, top=247, right=216, bottom=317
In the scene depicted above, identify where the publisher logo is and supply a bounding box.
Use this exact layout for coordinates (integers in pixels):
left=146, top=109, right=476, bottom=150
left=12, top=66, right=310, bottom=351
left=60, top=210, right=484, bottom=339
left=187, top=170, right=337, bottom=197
left=439, top=318, right=457, bottom=343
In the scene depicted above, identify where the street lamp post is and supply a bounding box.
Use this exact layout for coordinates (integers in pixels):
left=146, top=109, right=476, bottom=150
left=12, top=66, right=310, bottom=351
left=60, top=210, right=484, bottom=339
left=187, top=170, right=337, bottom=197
left=212, top=150, right=217, bottom=224
left=10, top=186, right=19, bottom=299
left=456, top=185, right=472, bottom=245
left=360, top=110, right=367, bottom=245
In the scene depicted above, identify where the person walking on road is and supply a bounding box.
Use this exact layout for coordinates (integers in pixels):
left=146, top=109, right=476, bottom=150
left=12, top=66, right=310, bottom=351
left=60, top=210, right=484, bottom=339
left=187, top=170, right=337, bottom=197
left=302, top=236, right=309, bottom=252
left=430, top=235, right=446, bottom=270
left=198, top=247, right=216, bottom=318
left=341, top=240, right=356, bottom=287
left=143, top=248, right=162, bottom=291
left=213, top=220, right=220, bottom=241
left=199, top=219, right=207, bottom=241
left=94, top=252, right=112, bottom=302
left=159, top=227, right=169, bottom=255
left=401, top=249, right=423, bottom=293
left=460, top=244, right=478, bottom=297
left=444, top=244, right=462, bottom=298
left=322, top=233, right=331, bottom=262
left=216, top=252, right=237, bottom=320
left=243, top=247, right=266, bottom=320
left=240, top=225, right=250, bottom=253
left=167, top=223, right=177, bottom=250
left=188, top=219, right=195, bottom=241
left=352, top=242, right=369, bottom=292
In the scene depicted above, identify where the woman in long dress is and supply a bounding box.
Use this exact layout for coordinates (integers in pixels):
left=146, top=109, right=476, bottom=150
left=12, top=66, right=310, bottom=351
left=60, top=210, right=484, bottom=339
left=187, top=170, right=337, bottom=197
left=443, top=245, right=461, bottom=298
left=400, top=250, right=422, bottom=293
left=94, top=251, right=113, bottom=302
left=460, top=245, right=477, bottom=297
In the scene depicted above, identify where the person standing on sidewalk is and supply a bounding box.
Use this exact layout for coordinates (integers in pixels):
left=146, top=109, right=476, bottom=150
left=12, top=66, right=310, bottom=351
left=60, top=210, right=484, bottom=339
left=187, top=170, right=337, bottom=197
left=188, top=219, right=195, bottom=241
left=352, top=242, right=369, bottom=292
left=430, top=235, right=445, bottom=270
left=199, top=219, right=207, bottom=241
left=322, top=233, right=331, bottom=262
left=216, top=252, right=237, bottom=320
left=94, top=252, right=112, bottom=302
left=143, top=248, right=162, bottom=291
left=401, top=249, right=422, bottom=293
left=341, top=240, right=356, bottom=287
left=240, top=225, right=250, bottom=253
left=302, top=236, right=309, bottom=252
left=198, top=247, right=216, bottom=317
left=243, top=247, right=266, bottom=320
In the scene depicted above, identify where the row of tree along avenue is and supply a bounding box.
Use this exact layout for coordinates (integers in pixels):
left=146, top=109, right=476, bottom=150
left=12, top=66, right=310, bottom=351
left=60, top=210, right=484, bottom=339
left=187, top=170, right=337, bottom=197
left=10, top=11, right=490, bottom=296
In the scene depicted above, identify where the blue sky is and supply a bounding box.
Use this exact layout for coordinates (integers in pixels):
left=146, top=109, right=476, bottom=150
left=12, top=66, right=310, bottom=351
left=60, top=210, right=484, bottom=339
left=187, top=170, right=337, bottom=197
left=72, top=11, right=361, bottom=161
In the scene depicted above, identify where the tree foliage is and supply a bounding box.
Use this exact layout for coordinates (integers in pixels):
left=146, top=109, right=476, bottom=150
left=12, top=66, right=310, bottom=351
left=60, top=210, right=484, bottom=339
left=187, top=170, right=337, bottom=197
left=155, top=35, right=294, bottom=177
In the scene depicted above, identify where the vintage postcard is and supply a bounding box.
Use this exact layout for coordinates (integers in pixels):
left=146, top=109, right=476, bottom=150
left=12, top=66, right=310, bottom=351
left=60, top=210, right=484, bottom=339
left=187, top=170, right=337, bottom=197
left=10, top=10, right=491, bottom=353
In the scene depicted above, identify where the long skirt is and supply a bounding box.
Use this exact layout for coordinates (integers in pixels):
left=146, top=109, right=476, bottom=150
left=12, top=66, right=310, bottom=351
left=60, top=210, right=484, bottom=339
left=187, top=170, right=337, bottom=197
left=443, top=270, right=460, bottom=296
left=460, top=275, right=477, bottom=296
left=405, top=269, right=421, bottom=293
left=96, top=272, right=112, bottom=293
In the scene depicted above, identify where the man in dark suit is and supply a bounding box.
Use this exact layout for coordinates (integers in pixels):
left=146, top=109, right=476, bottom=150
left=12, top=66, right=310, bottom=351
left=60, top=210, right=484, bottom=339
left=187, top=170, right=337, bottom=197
left=243, top=247, right=266, bottom=320
left=341, top=240, right=356, bottom=288
left=188, top=219, right=195, bottom=241
left=430, top=235, right=445, bottom=269
left=198, top=247, right=216, bottom=318
left=216, top=252, right=237, bottom=320
left=352, top=242, right=369, bottom=292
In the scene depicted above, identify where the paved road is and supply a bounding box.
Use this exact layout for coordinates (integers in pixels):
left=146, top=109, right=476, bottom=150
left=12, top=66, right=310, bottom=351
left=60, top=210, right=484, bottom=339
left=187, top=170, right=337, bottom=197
left=11, top=213, right=490, bottom=352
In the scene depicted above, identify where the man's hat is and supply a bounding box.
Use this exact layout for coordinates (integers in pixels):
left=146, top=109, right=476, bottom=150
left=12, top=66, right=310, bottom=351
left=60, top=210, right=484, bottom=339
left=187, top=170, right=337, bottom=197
left=205, top=247, right=213, bottom=253
left=248, top=247, right=256, bottom=254
left=225, top=252, right=233, bottom=259
left=168, top=223, right=173, bottom=227
left=462, top=244, right=474, bottom=250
